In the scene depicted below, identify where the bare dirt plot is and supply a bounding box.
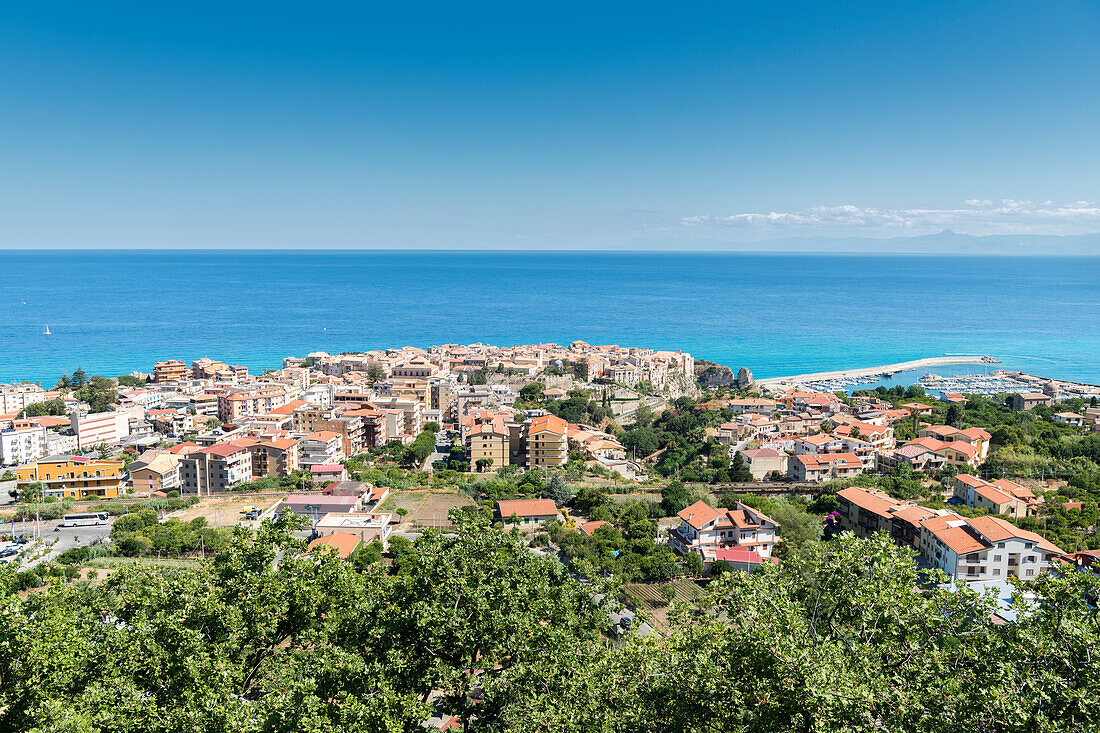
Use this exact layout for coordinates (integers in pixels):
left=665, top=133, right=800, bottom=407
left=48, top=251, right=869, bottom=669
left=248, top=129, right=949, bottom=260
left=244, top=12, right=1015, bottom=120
left=169, top=495, right=282, bottom=527
left=624, top=579, right=706, bottom=633
left=378, top=490, right=476, bottom=529
left=408, top=492, right=476, bottom=530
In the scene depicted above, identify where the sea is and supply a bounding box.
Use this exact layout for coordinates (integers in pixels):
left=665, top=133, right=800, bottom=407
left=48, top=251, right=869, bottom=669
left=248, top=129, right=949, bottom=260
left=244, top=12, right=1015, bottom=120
left=1, top=250, right=1098, bottom=387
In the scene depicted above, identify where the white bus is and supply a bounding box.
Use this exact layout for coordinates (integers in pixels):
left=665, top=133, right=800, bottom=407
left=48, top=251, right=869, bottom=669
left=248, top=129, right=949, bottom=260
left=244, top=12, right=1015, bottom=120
left=59, top=512, right=110, bottom=528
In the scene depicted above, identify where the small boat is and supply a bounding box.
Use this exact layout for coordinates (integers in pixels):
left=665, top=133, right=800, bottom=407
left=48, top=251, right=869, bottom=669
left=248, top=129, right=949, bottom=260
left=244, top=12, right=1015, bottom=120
left=43, top=325, right=51, bottom=335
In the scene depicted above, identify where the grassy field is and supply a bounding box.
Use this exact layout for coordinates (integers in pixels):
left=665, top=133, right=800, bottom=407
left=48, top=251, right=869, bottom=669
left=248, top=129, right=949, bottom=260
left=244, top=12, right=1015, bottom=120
left=623, top=579, right=706, bottom=633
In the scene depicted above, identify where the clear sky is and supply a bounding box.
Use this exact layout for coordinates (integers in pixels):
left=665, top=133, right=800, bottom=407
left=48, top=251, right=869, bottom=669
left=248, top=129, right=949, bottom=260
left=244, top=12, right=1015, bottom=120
left=2, top=1, right=1099, bottom=249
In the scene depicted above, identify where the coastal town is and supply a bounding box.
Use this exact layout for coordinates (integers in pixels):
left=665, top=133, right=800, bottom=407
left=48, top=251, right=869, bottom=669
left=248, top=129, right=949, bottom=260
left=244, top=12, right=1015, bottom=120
left=3, top=341, right=1099, bottom=588
left=3, top=342, right=1100, bottom=730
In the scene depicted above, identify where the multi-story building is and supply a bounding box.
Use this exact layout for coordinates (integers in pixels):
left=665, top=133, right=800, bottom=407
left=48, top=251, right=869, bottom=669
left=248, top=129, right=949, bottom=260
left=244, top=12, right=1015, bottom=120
left=788, top=452, right=863, bottom=482
left=152, top=360, right=188, bottom=382
left=371, top=397, right=423, bottom=440
left=0, top=424, right=47, bottom=465
left=917, top=425, right=992, bottom=462
left=14, top=455, right=125, bottom=499
left=298, top=431, right=344, bottom=467
left=668, top=499, right=779, bottom=560
left=129, top=450, right=181, bottom=494
left=292, top=407, right=363, bottom=456
left=919, top=513, right=1062, bottom=582
left=178, top=443, right=253, bottom=494
left=247, top=438, right=299, bottom=477
left=835, top=486, right=905, bottom=539
left=69, top=410, right=130, bottom=448
left=467, top=417, right=509, bottom=471
left=0, top=383, right=48, bottom=414
left=527, top=414, right=568, bottom=468
left=834, top=486, right=1064, bottom=583
left=736, top=448, right=788, bottom=480
left=952, top=474, right=1039, bottom=518
left=217, top=385, right=288, bottom=422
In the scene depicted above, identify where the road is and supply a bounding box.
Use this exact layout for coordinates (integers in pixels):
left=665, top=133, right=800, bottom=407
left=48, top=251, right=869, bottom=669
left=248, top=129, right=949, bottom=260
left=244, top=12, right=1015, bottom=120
left=16, top=518, right=114, bottom=570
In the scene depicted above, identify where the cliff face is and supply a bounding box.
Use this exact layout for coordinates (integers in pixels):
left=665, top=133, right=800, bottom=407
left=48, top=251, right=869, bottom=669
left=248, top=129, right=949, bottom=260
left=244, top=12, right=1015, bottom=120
left=695, top=360, right=735, bottom=387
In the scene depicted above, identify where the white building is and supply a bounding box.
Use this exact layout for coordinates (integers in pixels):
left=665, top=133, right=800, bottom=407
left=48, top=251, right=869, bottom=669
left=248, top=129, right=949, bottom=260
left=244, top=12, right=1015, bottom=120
left=0, top=424, right=47, bottom=465
left=69, top=410, right=130, bottom=449
left=0, top=383, right=48, bottom=414
left=668, top=500, right=779, bottom=560
left=298, top=431, right=345, bottom=467
left=918, top=513, right=1063, bottom=582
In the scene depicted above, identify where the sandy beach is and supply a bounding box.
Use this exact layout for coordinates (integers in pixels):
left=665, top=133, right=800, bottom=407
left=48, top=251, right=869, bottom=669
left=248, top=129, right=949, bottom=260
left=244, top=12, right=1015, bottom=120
left=756, top=355, right=997, bottom=387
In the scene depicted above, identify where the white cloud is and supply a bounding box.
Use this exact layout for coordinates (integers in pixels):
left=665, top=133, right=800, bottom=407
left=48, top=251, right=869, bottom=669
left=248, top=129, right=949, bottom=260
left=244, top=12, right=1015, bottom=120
left=680, top=199, right=1100, bottom=237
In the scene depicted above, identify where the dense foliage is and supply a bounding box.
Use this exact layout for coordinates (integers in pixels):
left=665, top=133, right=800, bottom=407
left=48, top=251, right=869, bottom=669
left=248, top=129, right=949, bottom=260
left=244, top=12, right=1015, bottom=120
left=3, top=523, right=1097, bottom=732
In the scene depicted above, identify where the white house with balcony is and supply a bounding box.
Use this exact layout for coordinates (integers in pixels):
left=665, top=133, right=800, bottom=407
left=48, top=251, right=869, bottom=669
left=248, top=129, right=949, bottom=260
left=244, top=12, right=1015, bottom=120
left=668, top=500, right=779, bottom=561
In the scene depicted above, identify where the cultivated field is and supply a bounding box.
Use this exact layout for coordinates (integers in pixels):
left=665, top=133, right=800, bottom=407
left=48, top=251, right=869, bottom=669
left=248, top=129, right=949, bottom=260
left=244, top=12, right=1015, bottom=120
left=624, top=579, right=706, bottom=632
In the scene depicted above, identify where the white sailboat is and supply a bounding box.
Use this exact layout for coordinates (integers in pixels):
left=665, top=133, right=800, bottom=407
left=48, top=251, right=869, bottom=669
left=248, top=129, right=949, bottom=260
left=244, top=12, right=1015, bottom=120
left=43, top=325, right=51, bottom=335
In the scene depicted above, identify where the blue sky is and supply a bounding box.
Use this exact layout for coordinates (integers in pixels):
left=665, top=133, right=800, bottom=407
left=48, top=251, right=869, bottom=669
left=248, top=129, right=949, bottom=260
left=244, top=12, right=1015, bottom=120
left=2, top=1, right=1099, bottom=249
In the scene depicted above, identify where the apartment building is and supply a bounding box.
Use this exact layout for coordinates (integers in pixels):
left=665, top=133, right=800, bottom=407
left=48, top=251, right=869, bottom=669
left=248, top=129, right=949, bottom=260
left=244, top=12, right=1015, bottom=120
left=918, top=425, right=991, bottom=462
left=152, top=360, right=188, bottom=382
left=788, top=452, right=863, bottom=482
left=178, top=443, right=253, bottom=494
left=248, top=438, right=299, bottom=477
left=919, top=514, right=1062, bottom=582
left=668, top=499, right=779, bottom=560
left=0, top=383, right=48, bottom=413
left=467, top=417, right=509, bottom=471
left=69, top=410, right=130, bottom=449
left=832, top=421, right=895, bottom=450
left=298, top=431, right=344, bottom=467
left=292, top=406, right=364, bottom=456
left=371, top=397, right=423, bottom=440
left=952, top=474, right=1039, bottom=518
left=129, top=450, right=181, bottom=494
left=217, top=385, right=288, bottom=422
left=14, top=455, right=125, bottom=499
left=835, top=487, right=905, bottom=539
left=527, top=414, right=568, bottom=468
left=0, top=424, right=47, bottom=465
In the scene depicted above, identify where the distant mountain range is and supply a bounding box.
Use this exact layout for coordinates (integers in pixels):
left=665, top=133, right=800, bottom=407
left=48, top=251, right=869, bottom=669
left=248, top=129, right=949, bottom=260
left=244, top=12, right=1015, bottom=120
left=625, top=230, right=1100, bottom=255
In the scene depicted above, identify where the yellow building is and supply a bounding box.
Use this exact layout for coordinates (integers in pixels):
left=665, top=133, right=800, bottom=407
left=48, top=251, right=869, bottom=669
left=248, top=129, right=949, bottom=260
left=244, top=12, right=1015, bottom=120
left=15, top=454, right=125, bottom=500
left=527, top=414, right=569, bottom=468
left=466, top=418, right=510, bottom=472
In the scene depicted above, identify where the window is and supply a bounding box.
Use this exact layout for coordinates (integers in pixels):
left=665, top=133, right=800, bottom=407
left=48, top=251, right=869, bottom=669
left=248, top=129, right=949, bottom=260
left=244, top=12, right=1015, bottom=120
left=997, top=542, right=1005, bottom=548
left=993, top=555, right=1002, bottom=562
left=1026, top=569, right=1034, bottom=577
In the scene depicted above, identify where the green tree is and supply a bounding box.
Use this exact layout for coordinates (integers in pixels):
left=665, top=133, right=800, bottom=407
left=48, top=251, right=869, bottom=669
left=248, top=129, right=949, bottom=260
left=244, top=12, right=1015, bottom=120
left=573, top=359, right=590, bottom=382
left=71, top=367, right=87, bottom=389
left=544, top=473, right=571, bottom=505
left=660, top=479, right=692, bottom=516
left=365, top=362, right=387, bottom=385
left=730, top=451, right=753, bottom=481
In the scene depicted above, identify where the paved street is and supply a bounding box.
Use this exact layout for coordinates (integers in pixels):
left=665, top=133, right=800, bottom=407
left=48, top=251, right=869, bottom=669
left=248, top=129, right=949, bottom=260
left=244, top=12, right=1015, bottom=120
left=15, top=519, right=114, bottom=570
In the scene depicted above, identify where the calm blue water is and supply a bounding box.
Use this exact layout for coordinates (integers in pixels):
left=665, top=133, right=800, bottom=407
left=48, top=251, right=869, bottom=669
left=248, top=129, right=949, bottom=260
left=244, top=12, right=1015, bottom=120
left=1, top=250, right=1098, bottom=385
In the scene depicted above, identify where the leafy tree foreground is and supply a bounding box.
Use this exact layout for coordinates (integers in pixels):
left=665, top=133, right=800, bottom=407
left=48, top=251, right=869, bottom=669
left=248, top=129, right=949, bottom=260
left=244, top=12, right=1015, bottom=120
left=1, top=515, right=1098, bottom=733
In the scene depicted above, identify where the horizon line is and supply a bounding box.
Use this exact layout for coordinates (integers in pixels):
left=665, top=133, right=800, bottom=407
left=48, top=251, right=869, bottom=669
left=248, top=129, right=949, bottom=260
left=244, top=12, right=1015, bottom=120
left=1, top=247, right=1100, bottom=256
